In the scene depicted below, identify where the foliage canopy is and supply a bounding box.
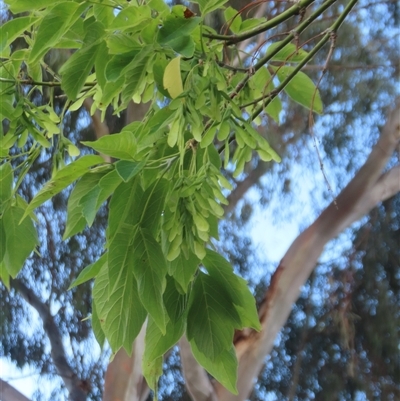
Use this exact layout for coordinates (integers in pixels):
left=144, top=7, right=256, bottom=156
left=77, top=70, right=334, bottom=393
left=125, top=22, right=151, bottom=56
left=0, top=0, right=369, bottom=395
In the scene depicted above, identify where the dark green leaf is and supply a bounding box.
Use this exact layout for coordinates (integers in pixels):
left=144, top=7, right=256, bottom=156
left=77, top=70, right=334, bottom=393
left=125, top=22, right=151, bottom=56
left=138, top=178, right=169, bottom=236
left=144, top=314, right=184, bottom=368
left=108, top=178, right=143, bottom=242
left=187, top=272, right=241, bottom=360
left=203, top=250, right=261, bottom=330
left=132, top=228, right=167, bottom=333
left=2, top=206, right=38, bottom=277
left=163, top=275, right=188, bottom=322
left=105, top=50, right=140, bottom=82
left=64, top=171, right=107, bottom=239
left=59, top=21, right=105, bottom=100
left=157, top=16, right=201, bottom=47
left=168, top=251, right=200, bottom=292
left=115, top=160, right=146, bottom=182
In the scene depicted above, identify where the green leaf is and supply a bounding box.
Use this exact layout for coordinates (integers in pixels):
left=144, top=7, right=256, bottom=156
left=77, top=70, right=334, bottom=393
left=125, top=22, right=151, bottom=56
left=193, top=0, right=229, bottom=16
left=94, top=256, right=147, bottom=353
left=110, top=5, right=151, bottom=30
left=168, top=251, right=200, bottom=292
left=108, top=178, right=143, bottom=242
left=163, top=275, right=188, bottom=322
left=29, top=2, right=85, bottom=63
left=23, top=155, right=104, bottom=221
left=120, top=47, right=152, bottom=107
left=0, top=163, right=13, bottom=208
left=275, top=66, right=323, bottom=114
left=143, top=314, right=184, bottom=369
left=266, top=42, right=309, bottom=62
left=142, top=355, right=162, bottom=393
left=82, top=132, right=137, bottom=160
left=139, top=178, right=169, bottom=236
left=64, top=171, right=107, bottom=239
left=190, top=340, right=238, bottom=395
left=69, top=253, right=107, bottom=289
left=104, top=50, right=140, bottom=81
left=0, top=219, right=7, bottom=263
left=59, top=21, right=105, bottom=100
left=2, top=206, right=38, bottom=278
left=0, top=17, right=38, bottom=57
left=132, top=228, right=168, bottom=333
left=203, top=250, right=261, bottom=330
left=7, top=0, right=57, bottom=13
left=0, top=260, right=10, bottom=290
left=91, top=301, right=106, bottom=348
left=224, top=7, right=242, bottom=34
left=163, top=56, right=184, bottom=99
left=95, top=41, right=109, bottom=90
left=187, top=272, right=241, bottom=360
left=157, top=16, right=201, bottom=47
left=115, top=160, right=146, bottom=182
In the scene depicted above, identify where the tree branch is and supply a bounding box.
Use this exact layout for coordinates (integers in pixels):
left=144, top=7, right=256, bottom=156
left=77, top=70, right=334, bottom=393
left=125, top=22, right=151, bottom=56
left=0, top=378, right=31, bottom=401
left=103, top=323, right=149, bottom=401
left=179, top=336, right=218, bottom=401
left=10, top=279, right=87, bottom=401
left=216, top=100, right=400, bottom=401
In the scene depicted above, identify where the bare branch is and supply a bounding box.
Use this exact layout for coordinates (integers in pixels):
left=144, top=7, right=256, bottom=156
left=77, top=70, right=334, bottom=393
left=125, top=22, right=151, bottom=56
left=10, top=279, right=87, bottom=401
left=179, top=336, right=218, bottom=401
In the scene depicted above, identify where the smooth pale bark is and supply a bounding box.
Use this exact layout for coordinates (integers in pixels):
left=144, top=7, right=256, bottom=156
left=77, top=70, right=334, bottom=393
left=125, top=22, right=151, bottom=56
left=179, top=337, right=218, bottom=401
left=0, top=379, right=31, bottom=401
left=103, top=324, right=148, bottom=401
left=214, top=101, right=400, bottom=401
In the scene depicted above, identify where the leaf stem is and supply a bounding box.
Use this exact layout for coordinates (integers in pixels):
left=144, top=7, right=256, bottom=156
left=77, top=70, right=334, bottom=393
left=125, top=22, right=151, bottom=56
left=249, top=0, right=359, bottom=121
left=202, top=0, right=316, bottom=44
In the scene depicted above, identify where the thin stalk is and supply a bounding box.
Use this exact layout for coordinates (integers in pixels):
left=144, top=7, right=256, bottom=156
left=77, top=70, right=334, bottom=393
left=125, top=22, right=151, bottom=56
left=231, top=0, right=338, bottom=100
left=203, top=0, right=316, bottom=44
left=250, top=0, right=359, bottom=121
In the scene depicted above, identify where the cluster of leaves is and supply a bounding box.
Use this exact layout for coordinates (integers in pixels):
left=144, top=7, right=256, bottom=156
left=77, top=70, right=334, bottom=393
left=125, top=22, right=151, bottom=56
left=0, top=0, right=353, bottom=394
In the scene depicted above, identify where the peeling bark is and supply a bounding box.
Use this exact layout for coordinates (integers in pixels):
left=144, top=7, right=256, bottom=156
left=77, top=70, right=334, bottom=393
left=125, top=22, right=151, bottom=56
left=215, top=102, right=400, bottom=401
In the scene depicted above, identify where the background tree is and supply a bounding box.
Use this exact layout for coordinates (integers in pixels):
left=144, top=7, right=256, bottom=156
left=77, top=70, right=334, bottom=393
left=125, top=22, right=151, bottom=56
left=0, top=0, right=399, bottom=400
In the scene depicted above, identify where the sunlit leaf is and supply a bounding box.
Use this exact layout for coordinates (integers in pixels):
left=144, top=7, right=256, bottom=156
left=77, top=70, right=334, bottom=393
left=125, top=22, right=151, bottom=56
left=23, top=155, right=104, bottom=221
left=275, top=66, right=323, bottom=114
left=163, top=57, right=184, bottom=99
